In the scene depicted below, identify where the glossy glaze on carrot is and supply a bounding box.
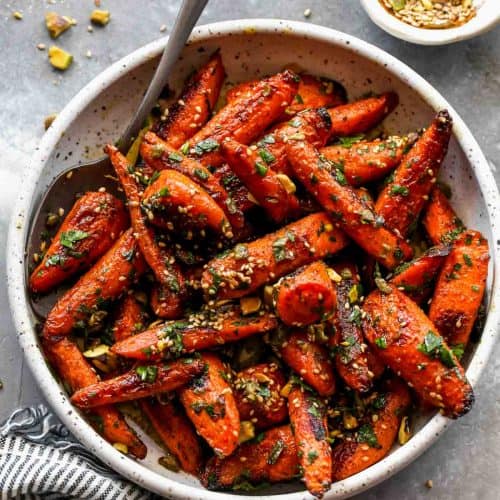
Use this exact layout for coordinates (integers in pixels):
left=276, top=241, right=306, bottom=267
left=200, top=425, right=299, bottom=489
left=111, top=294, right=146, bottom=342
left=200, top=212, right=349, bottom=300
left=111, top=307, right=278, bottom=361
left=43, top=228, right=146, bottom=340
left=274, top=261, right=336, bottom=326
left=362, top=285, right=473, bottom=418
left=30, top=191, right=128, bottom=294
left=375, top=111, right=453, bottom=237
left=280, top=331, right=336, bottom=396
left=286, top=140, right=413, bottom=269
left=154, top=51, right=225, bottom=148
left=288, top=386, right=332, bottom=497
left=429, top=230, right=489, bottom=347
left=180, top=353, right=240, bottom=457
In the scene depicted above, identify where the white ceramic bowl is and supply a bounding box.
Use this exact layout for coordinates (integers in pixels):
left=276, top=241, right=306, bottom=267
left=7, top=19, right=500, bottom=500
left=361, top=0, right=500, bottom=45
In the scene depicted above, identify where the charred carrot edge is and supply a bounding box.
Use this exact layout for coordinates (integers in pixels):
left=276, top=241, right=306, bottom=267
left=288, top=386, right=332, bottom=497
left=288, top=73, right=347, bottom=114
left=331, top=378, right=410, bottom=481
left=112, top=294, right=145, bottom=342
left=200, top=425, right=299, bottom=489
left=154, top=51, right=225, bottom=148
left=106, top=145, right=186, bottom=317
left=274, top=261, right=336, bottom=327
left=140, top=398, right=203, bottom=474
left=327, top=92, right=398, bottom=138
left=71, top=357, right=205, bottom=408
left=422, top=185, right=464, bottom=246
left=375, top=111, right=453, bottom=237
left=44, top=338, right=146, bottom=458
left=140, top=132, right=245, bottom=229
left=233, top=363, right=288, bottom=429
left=320, top=135, right=414, bottom=187
left=186, top=70, right=299, bottom=168
left=280, top=331, right=336, bottom=397
left=200, top=212, right=349, bottom=300
left=391, top=245, right=450, bottom=305
left=221, top=137, right=301, bottom=223
left=362, top=285, right=474, bottom=418
left=429, top=230, right=489, bottom=347
left=330, top=261, right=375, bottom=393
left=286, top=140, right=413, bottom=269
left=256, top=108, right=332, bottom=177
left=111, top=308, right=278, bottom=361
left=43, top=228, right=146, bottom=340
left=179, top=353, right=240, bottom=457
left=142, top=168, right=233, bottom=238
left=30, top=192, right=129, bottom=294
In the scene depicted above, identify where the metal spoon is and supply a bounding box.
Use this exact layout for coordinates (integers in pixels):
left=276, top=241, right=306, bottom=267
left=26, top=0, right=208, bottom=317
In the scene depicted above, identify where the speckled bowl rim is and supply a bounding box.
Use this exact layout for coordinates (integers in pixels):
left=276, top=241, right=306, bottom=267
left=7, top=19, right=500, bottom=500
left=360, top=0, right=500, bottom=46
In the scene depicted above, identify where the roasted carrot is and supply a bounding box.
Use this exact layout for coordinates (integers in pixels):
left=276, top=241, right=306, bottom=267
left=179, top=353, right=240, bottom=457
left=44, top=338, right=146, bottom=458
left=328, top=92, right=398, bottom=138
left=255, top=108, right=332, bottom=177
left=375, top=111, right=453, bottom=237
left=288, top=73, right=347, bottom=114
left=200, top=212, right=349, bottom=300
left=30, top=192, right=128, bottom=294
left=220, top=138, right=301, bottom=223
left=71, top=357, right=204, bottom=408
left=331, top=378, right=410, bottom=480
left=186, top=70, right=299, bottom=168
left=213, top=162, right=256, bottom=215
left=233, top=363, right=288, bottom=429
left=111, top=294, right=146, bottom=342
left=320, top=135, right=415, bottom=186
left=200, top=425, right=299, bottom=490
left=142, top=169, right=233, bottom=239
left=112, top=307, right=278, bottom=361
left=43, top=228, right=146, bottom=340
left=362, top=285, right=473, bottom=418
left=154, top=51, right=225, bottom=148
left=288, top=386, right=332, bottom=498
left=391, top=245, right=450, bottom=305
left=140, top=132, right=245, bottom=230
left=227, top=74, right=346, bottom=113
left=330, top=260, right=374, bottom=393
left=274, top=261, right=336, bottom=326
left=422, top=185, right=464, bottom=245
left=106, top=145, right=186, bottom=316
left=140, top=398, right=202, bottom=474
left=280, top=331, right=336, bottom=397
left=286, top=140, right=413, bottom=269
left=429, top=230, right=489, bottom=347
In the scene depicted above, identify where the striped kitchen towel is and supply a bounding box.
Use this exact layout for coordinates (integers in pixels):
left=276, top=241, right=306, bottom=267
left=0, top=405, right=155, bottom=500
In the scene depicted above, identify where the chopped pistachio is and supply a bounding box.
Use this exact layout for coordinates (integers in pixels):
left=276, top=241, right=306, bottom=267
left=263, top=285, right=275, bottom=307
left=44, top=113, right=58, bottom=130
left=238, top=421, right=256, bottom=444
left=48, top=46, right=73, bottom=71
left=113, top=442, right=128, bottom=454
left=240, top=296, right=262, bottom=315
left=158, top=454, right=180, bottom=472
left=90, top=9, right=111, bottom=26
left=398, top=415, right=412, bottom=445
left=276, top=173, right=296, bottom=194
left=327, top=267, right=342, bottom=283
left=45, top=12, right=75, bottom=38
left=83, top=344, right=110, bottom=358
left=343, top=412, right=358, bottom=430
left=13, top=11, right=23, bottom=20
left=280, top=381, right=293, bottom=398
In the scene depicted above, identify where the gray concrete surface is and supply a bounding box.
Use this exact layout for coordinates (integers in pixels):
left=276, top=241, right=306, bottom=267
left=0, top=1, right=499, bottom=499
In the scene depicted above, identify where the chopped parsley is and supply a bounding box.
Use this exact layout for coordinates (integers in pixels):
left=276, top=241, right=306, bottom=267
left=390, top=184, right=409, bottom=197
left=193, top=138, right=219, bottom=156
left=135, top=365, right=158, bottom=383
left=254, top=161, right=268, bottom=177
left=267, top=439, right=285, bottom=465
left=258, top=148, right=275, bottom=164
left=417, top=331, right=456, bottom=368
left=375, top=337, right=387, bottom=349
left=272, top=231, right=295, bottom=262
left=338, top=134, right=364, bottom=148
left=194, top=168, right=209, bottom=181
left=60, top=229, right=89, bottom=249
left=357, top=423, right=381, bottom=448
left=168, top=151, right=183, bottom=163
left=307, top=450, right=319, bottom=464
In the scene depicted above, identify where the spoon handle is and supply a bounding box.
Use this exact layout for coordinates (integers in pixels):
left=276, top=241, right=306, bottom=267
left=119, top=0, right=209, bottom=153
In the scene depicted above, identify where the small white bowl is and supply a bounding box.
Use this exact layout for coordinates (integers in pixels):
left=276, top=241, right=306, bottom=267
left=7, top=18, right=500, bottom=500
left=361, top=0, right=500, bottom=45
